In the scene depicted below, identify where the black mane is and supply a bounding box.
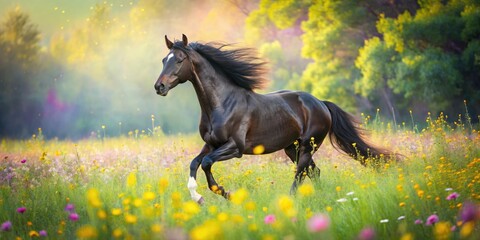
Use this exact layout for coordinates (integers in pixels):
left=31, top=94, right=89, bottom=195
left=172, top=41, right=268, bottom=90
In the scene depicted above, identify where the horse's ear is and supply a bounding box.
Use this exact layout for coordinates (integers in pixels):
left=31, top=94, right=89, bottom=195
left=182, top=34, right=188, bottom=47
left=165, top=35, right=173, bottom=49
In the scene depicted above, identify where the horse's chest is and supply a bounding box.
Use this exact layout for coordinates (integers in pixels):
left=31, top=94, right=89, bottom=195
left=199, top=117, right=229, bottom=147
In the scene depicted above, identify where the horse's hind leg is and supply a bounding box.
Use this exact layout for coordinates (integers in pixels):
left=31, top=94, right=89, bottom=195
left=285, top=144, right=321, bottom=186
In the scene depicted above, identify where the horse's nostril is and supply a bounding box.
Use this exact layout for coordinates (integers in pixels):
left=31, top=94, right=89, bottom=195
left=160, top=83, right=165, bottom=89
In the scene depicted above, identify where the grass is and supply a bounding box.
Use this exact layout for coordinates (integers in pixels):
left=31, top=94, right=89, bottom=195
left=0, top=113, right=479, bottom=239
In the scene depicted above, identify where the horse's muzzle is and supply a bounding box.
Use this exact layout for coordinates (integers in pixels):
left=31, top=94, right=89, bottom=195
left=155, top=83, right=168, bottom=96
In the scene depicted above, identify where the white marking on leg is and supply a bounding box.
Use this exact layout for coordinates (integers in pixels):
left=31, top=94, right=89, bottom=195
left=187, top=176, right=203, bottom=202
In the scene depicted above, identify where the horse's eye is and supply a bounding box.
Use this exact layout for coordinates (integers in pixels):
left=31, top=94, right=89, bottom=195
left=177, top=58, right=185, bottom=64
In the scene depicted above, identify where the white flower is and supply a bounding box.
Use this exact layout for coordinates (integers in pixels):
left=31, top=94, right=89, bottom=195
left=380, top=219, right=389, bottom=223
left=397, top=216, right=405, bottom=221
left=353, top=198, right=359, bottom=201
left=445, top=188, right=453, bottom=191
left=336, top=198, right=348, bottom=203
left=346, top=191, right=355, bottom=196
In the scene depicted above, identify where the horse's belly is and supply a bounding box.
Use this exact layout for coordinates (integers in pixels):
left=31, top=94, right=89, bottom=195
left=244, top=118, right=301, bottom=154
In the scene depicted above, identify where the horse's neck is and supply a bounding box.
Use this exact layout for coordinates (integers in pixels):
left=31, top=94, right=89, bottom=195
left=190, top=61, right=237, bottom=115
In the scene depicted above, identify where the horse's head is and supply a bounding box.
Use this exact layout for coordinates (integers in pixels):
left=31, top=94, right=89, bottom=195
left=155, top=34, right=192, bottom=96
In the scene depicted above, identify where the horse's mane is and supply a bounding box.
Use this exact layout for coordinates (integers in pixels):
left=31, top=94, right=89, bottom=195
left=172, top=41, right=268, bottom=91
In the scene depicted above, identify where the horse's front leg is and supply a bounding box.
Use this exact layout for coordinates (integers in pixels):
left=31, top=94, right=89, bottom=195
left=188, top=145, right=211, bottom=205
left=202, top=138, right=242, bottom=200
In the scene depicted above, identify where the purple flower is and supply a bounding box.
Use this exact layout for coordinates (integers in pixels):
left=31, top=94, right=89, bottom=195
left=358, top=227, right=376, bottom=240
left=414, top=219, right=423, bottom=225
left=1, top=221, right=12, bottom=231
left=65, top=204, right=75, bottom=213
left=21, top=159, right=26, bottom=163
left=17, top=207, right=26, bottom=214
left=39, top=230, right=47, bottom=236
left=426, top=214, right=439, bottom=226
left=460, top=201, right=479, bottom=222
left=264, top=214, right=276, bottom=224
left=69, top=213, right=79, bottom=221
left=307, top=214, right=330, bottom=232
left=446, top=192, right=459, bottom=201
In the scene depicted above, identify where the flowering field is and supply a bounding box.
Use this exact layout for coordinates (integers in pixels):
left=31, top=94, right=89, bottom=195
left=1, top=113, right=480, bottom=240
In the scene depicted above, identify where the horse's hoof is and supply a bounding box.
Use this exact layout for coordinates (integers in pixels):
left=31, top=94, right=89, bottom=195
left=197, top=197, right=205, bottom=205
left=223, top=191, right=231, bottom=200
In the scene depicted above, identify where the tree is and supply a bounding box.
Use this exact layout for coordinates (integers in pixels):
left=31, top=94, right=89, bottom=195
left=0, top=7, right=42, bottom=137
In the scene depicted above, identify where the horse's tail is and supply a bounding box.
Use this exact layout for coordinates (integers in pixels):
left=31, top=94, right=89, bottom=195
left=323, top=101, right=393, bottom=165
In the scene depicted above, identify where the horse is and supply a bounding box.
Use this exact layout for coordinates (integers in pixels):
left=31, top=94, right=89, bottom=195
left=154, top=34, right=393, bottom=204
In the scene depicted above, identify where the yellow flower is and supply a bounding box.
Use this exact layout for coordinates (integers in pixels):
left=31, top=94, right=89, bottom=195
left=126, top=172, right=137, bottom=188
left=133, top=198, right=143, bottom=207
left=183, top=201, right=201, bottom=216
left=399, top=202, right=406, bottom=207
left=97, top=210, right=107, bottom=220
left=111, top=208, right=122, bottom=216
left=125, top=214, right=137, bottom=224
left=159, top=178, right=169, bottom=194
left=143, top=191, right=156, bottom=201
left=112, top=228, right=123, bottom=238
left=253, top=145, right=265, bottom=155
left=230, top=188, right=249, bottom=205
left=298, top=184, right=314, bottom=197
left=433, top=221, right=451, bottom=240
left=29, top=231, right=39, bottom=237
left=244, top=201, right=256, bottom=211
left=277, top=195, right=296, bottom=217
left=87, top=188, right=102, bottom=208
left=151, top=223, right=163, bottom=233
left=325, top=206, right=333, bottom=212
left=460, top=221, right=474, bottom=238
left=217, top=212, right=229, bottom=222
left=171, top=192, right=182, bottom=209
left=190, top=219, right=222, bottom=240
left=76, top=225, right=98, bottom=239
left=335, top=186, right=341, bottom=192
left=400, top=233, right=413, bottom=240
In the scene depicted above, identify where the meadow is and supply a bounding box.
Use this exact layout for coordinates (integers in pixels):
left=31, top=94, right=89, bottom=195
left=1, top=112, right=479, bottom=240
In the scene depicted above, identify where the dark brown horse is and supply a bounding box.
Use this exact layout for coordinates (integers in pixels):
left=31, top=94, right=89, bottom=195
left=155, top=34, right=392, bottom=204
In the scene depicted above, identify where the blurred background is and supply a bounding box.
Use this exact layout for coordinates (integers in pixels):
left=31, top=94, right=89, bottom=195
left=0, top=0, right=478, bottom=139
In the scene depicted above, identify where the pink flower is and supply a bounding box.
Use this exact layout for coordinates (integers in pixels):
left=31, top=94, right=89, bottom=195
left=358, top=227, right=376, bottom=240
left=21, top=159, right=26, bottom=163
left=414, top=219, right=423, bottom=225
left=1, top=221, right=12, bottom=231
left=446, top=192, right=459, bottom=201
left=17, top=207, right=26, bottom=214
left=69, top=213, right=79, bottom=221
left=39, top=230, right=47, bottom=236
left=426, top=214, right=439, bottom=225
left=307, top=214, right=330, bottom=232
left=264, top=214, right=276, bottom=224
left=65, top=204, right=75, bottom=213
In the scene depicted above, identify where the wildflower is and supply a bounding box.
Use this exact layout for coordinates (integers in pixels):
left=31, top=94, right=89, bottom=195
left=125, top=214, right=137, bottom=224
left=353, top=197, right=359, bottom=201
left=399, top=202, right=406, bottom=207
left=17, top=207, right=26, bottom=214
left=76, top=225, right=97, bottom=238
left=112, top=228, right=123, bottom=238
left=69, top=213, right=79, bottom=221
left=87, top=188, right=102, bottom=208
left=183, top=201, right=201, bottom=215
left=143, top=191, right=156, bottom=201
left=244, top=201, right=256, bottom=211
left=277, top=195, right=296, bottom=217
left=65, top=204, right=75, bottom=213
left=433, top=221, right=451, bottom=240
left=21, top=159, right=26, bottom=163
left=445, top=188, right=453, bottom=191
left=358, top=227, right=376, bottom=240
left=335, top=186, right=341, bottom=192
left=380, top=219, right=389, bottom=223
left=426, top=214, right=439, bottom=225
left=460, top=221, right=475, bottom=238
left=29, top=230, right=39, bottom=237
left=39, top=230, right=47, bottom=236
left=398, top=216, right=406, bottom=221
left=111, top=208, right=122, bottom=216
left=400, top=233, right=413, bottom=240
left=230, top=188, right=249, bottom=205
left=459, top=201, right=479, bottom=222
left=151, top=223, right=162, bottom=233
left=307, top=214, right=330, bottom=232
left=264, top=214, right=276, bottom=224
left=217, top=212, right=229, bottom=222
left=1, top=221, right=12, bottom=231
left=159, top=178, right=169, bottom=194
left=446, top=192, right=459, bottom=201
left=414, top=219, right=423, bottom=225
left=346, top=191, right=355, bottom=196
left=253, top=145, right=265, bottom=155
left=337, top=198, right=348, bottom=203
left=298, top=184, right=314, bottom=197
left=97, top=210, right=107, bottom=220
left=126, top=172, right=137, bottom=188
